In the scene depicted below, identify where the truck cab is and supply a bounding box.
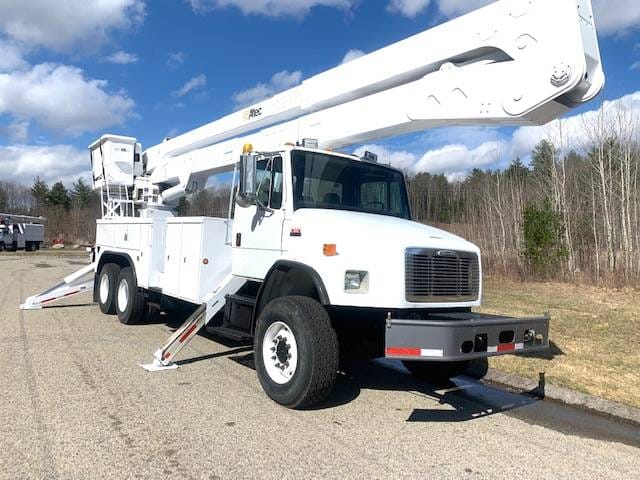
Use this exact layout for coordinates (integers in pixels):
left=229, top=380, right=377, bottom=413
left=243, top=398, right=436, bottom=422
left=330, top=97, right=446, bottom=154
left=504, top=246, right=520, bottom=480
left=233, top=146, right=481, bottom=310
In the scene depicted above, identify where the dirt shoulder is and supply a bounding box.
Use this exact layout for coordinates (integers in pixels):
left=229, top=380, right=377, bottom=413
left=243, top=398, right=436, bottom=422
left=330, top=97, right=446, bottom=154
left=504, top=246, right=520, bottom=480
left=480, top=276, right=640, bottom=409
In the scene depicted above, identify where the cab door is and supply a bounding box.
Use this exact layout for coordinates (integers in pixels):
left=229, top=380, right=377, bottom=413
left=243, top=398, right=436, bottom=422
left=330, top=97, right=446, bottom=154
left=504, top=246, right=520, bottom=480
left=232, top=155, right=286, bottom=279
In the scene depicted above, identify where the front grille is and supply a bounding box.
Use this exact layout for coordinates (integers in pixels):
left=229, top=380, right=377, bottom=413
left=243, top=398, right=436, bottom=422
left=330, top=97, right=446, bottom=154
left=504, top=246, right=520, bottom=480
left=405, top=248, right=480, bottom=303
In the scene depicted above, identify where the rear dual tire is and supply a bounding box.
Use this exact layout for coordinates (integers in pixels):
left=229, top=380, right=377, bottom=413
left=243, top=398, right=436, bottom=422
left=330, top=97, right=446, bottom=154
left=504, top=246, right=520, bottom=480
left=97, top=263, right=147, bottom=324
left=115, top=267, right=147, bottom=325
left=98, top=263, right=119, bottom=314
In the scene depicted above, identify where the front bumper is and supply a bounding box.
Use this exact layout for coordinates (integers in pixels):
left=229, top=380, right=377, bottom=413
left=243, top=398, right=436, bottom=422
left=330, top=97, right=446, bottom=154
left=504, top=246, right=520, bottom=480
left=385, top=312, right=550, bottom=362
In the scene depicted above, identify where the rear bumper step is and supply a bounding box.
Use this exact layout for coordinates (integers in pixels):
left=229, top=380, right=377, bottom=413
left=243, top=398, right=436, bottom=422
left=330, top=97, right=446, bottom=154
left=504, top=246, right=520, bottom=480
left=385, top=312, right=550, bottom=362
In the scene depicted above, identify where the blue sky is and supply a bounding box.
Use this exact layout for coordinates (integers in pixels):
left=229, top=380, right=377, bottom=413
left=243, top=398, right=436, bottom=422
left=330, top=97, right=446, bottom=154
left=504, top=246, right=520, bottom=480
left=1, top=0, right=639, bottom=185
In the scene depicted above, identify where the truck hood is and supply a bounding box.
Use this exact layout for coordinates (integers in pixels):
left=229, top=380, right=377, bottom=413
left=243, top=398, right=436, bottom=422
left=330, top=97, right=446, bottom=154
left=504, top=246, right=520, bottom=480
left=287, top=208, right=478, bottom=254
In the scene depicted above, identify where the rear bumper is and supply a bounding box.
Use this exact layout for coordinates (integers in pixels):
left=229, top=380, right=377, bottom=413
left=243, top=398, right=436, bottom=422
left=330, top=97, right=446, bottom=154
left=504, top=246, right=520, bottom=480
left=385, top=312, right=550, bottom=362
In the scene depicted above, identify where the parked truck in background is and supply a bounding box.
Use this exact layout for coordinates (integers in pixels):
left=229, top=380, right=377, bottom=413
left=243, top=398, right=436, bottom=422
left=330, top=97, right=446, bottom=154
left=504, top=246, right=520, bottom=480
left=21, top=0, right=604, bottom=408
left=0, top=214, right=45, bottom=252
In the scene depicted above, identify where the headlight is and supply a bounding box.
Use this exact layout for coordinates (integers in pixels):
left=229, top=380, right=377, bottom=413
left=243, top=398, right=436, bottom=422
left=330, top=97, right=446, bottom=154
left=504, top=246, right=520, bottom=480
left=345, top=270, right=369, bottom=293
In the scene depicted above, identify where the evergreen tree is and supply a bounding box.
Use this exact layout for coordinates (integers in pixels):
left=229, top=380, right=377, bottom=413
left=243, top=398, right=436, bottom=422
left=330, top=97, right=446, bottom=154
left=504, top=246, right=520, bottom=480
left=530, top=139, right=556, bottom=177
left=0, top=185, right=8, bottom=212
left=521, top=199, right=567, bottom=275
left=505, top=158, right=529, bottom=179
left=70, top=178, right=94, bottom=208
left=47, top=181, right=70, bottom=209
left=31, top=177, right=49, bottom=213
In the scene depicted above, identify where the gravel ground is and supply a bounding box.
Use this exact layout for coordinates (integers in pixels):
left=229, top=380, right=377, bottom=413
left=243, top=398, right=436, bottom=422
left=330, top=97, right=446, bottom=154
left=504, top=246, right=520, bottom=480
left=2, top=254, right=638, bottom=480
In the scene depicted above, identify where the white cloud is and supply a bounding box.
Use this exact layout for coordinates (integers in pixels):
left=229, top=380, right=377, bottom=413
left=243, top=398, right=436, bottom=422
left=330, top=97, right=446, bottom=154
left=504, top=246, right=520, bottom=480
left=355, top=141, right=499, bottom=179
left=387, top=0, right=640, bottom=35
left=188, top=0, right=356, bottom=17
left=386, top=0, right=491, bottom=18
left=353, top=144, right=417, bottom=171
left=104, top=50, right=139, bottom=65
left=232, top=70, right=302, bottom=107
left=173, top=74, right=207, bottom=97
left=0, top=63, right=135, bottom=136
left=630, top=61, right=640, bottom=71
left=0, top=40, right=27, bottom=72
left=0, top=121, right=29, bottom=142
left=167, top=52, right=186, bottom=69
left=0, top=144, right=89, bottom=186
left=592, top=0, right=640, bottom=35
left=341, top=49, right=365, bottom=64
left=413, top=141, right=499, bottom=178
left=435, top=0, right=492, bottom=16
left=0, top=0, right=145, bottom=53
left=387, top=0, right=430, bottom=18
left=509, top=92, right=640, bottom=158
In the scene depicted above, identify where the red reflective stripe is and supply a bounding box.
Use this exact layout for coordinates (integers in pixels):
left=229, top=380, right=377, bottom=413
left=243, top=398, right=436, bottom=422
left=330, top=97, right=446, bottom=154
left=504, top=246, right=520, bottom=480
left=498, top=343, right=515, bottom=352
left=163, top=352, right=172, bottom=360
left=386, top=347, right=421, bottom=357
left=179, top=323, right=199, bottom=343
left=40, top=290, right=80, bottom=305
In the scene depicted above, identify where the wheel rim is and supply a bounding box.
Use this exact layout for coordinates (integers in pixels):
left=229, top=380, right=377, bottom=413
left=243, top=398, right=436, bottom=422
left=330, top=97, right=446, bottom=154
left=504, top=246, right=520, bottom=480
left=99, top=273, right=110, bottom=304
left=262, top=321, right=298, bottom=385
left=117, top=278, right=129, bottom=312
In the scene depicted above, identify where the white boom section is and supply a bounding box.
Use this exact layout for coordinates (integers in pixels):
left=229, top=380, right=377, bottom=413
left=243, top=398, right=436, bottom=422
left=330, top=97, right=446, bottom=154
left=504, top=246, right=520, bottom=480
left=20, top=263, right=95, bottom=310
left=0, top=213, right=46, bottom=224
left=147, top=0, right=603, bottom=194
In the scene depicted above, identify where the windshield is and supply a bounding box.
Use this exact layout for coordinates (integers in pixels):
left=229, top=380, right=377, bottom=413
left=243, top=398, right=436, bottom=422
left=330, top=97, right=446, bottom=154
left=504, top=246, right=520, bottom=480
left=291, top=151, right=411, bottom=220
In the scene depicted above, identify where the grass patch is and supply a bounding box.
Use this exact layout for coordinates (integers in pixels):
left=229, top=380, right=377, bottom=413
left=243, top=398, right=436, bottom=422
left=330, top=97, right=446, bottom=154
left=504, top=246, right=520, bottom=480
left=479, top=277, right=640, bottom=409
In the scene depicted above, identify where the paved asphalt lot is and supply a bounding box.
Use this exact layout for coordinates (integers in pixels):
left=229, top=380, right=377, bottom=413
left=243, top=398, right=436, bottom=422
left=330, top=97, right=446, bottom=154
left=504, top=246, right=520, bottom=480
left=2, top=253, right=639, bottom=479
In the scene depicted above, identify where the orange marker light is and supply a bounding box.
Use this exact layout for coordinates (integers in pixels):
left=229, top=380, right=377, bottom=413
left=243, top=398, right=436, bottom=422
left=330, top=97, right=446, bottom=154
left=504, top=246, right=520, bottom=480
left=323, top=244, right=337, bottom=256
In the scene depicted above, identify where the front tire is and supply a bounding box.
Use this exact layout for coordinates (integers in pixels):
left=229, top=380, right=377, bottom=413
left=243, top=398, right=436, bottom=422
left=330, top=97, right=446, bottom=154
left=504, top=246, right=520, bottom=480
left=254, top=296, right=339, bottom=409
left=98, top=263, right=119, bottom=314
left=115, top=267, right=147, bottom=325
left=402, top=360, right=470, bottom=385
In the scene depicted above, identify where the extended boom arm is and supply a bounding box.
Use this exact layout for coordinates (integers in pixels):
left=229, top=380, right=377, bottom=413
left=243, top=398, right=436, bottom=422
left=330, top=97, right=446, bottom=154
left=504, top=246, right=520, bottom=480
left=116, top=0, right=604, bottom=204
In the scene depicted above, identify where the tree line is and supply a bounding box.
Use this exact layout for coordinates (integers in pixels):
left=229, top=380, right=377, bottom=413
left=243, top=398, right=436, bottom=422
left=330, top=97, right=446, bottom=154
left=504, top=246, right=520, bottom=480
left=0, top=177, right=100, bottom=245
left=407, top=106, right=640, bottom=285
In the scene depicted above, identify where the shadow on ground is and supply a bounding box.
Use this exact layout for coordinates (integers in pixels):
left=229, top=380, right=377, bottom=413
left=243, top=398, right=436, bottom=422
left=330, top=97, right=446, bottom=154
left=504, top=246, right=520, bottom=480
left=519, top=340, right=564, bottom=360
left=140, top=305, right=544, bottom=424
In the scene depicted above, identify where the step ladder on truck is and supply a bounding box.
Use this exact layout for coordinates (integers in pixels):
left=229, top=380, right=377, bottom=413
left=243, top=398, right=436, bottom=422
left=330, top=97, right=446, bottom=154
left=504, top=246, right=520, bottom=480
left=21, top=0, right=604, bottom=408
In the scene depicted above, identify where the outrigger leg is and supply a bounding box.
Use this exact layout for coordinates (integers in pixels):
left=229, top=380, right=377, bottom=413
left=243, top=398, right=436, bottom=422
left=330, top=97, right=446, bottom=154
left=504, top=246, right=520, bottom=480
left=140, top=274, right=246, bottom=372
left=20, top=263, right=96, bottom=310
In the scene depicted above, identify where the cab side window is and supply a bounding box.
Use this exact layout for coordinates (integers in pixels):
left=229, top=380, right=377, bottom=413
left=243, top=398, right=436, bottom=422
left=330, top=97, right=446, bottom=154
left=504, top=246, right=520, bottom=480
left=256, top=156, right=283, bottom=209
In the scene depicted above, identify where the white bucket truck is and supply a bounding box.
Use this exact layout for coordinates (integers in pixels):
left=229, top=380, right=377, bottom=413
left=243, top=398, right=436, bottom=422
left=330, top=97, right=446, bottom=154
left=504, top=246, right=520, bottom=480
left=22, top=0, right=604, bottom=408
left=0, top=214, right=45, bottom=252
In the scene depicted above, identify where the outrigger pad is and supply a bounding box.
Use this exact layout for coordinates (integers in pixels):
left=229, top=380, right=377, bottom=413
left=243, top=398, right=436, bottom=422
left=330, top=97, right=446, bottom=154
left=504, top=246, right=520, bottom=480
left=140, top=361, right=179, bottom=372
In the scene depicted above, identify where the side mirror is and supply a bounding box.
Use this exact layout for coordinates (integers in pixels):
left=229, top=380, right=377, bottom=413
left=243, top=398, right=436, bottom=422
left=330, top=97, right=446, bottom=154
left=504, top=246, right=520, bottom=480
left=236, top=153, right=257, bottom=207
